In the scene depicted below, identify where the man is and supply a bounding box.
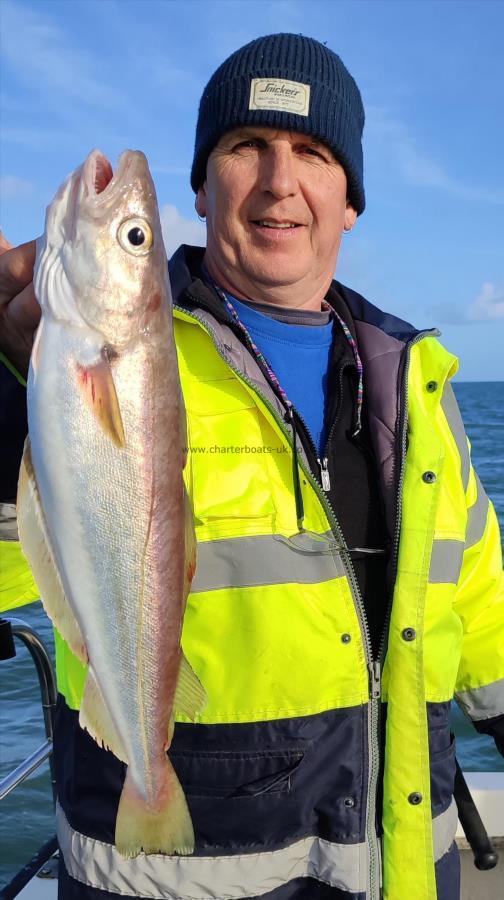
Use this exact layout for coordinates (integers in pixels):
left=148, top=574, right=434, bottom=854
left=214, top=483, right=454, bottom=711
left=1, top=32, right=503, bottom=900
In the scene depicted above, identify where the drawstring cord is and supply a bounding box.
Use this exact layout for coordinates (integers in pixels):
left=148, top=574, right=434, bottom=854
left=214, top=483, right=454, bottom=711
left=209, top=282, right=363, bottom=531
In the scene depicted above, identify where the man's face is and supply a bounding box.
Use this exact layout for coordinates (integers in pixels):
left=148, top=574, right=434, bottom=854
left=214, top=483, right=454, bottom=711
left=196, top=126, right=357, bottom=306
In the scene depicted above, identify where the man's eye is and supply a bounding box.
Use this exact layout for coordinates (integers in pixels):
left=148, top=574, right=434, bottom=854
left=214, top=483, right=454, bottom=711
left=233, top=139, right=262, bottom=151
left=302, top=146, right=326, bottom=160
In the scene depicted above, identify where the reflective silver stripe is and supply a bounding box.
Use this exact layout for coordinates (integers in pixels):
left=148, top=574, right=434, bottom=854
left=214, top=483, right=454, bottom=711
left=433, top=798, right=458, bottom=862
left=0, top=503, right=18, bottom=542
left=428, top=539, right=464, bottom=584
left=191, top=532, right=346, bottom=593
left=441, top=385, right=470, bottom=491
left=57, top=802, right=368, bottom=898
left=456, top=678, right=504, bottom=721
left=465, top=474, right=489, bottom=549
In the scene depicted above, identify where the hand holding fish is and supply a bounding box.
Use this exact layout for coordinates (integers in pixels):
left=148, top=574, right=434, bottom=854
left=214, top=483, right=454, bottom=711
left=0, top=235, right=40, bottom=378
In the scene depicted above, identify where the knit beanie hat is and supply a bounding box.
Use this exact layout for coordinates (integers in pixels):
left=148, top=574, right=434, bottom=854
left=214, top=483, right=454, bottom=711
left=191, top=33, right=365, bottom=214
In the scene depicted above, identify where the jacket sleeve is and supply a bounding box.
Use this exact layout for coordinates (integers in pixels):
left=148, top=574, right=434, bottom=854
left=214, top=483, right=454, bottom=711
left=0, top=360, right=39, bottom=612
left=445, top=387, right=504, bottom=757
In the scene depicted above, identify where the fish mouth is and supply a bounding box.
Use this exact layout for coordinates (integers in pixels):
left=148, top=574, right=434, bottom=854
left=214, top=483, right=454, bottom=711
left=82, top=149, right=147, bottom=202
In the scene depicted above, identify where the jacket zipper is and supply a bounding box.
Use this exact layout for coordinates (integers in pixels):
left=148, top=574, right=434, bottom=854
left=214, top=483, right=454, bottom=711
left=176, top=304, right=383, bottom=897
left=375, top=329, right=439, bottom=668
left=287, top=405, right=331, bottom=493
left=290, top=324, right=382, bottom=895
left=316, top=361, right=355, bottom=492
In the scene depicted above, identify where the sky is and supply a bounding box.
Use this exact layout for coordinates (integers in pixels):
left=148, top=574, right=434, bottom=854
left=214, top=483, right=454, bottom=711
left=1, top=0, right=503, bottom=380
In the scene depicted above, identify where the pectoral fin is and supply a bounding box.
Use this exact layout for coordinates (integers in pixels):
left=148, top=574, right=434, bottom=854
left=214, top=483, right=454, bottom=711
left=76, top=357, right=125, bottom=448
left=17, top=438, right=87, bottom=665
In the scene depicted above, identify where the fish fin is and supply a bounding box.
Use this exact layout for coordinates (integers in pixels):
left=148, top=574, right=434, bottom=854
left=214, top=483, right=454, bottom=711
left=17, top=439, right=87, bottom=665
left=174, top=489, right=206, bottom=720
left=180, top=396, right=188, bottom=468
left=174, top=653, right=207, bottom=721
left=167, top=713, right=175, bottom=747
left=183, top=487, right=197, bottom=597
left=79, top=667, right=128, bottom=762
left=76, top=357, right=125, bottom=448
left=115, top=763, right=194, bottom=858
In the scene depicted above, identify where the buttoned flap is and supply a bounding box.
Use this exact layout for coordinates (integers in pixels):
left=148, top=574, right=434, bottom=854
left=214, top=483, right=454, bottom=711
left=183, top=376, right=280, bottom=531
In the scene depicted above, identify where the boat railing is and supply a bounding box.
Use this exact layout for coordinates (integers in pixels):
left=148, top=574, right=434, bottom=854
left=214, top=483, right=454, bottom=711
left=0, top=616, right=58, bottom=898
left=0, top=617, right=57, bottom=804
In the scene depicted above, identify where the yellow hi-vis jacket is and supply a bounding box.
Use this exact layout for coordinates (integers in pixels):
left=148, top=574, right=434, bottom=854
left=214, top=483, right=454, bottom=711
left=1, top=260, right=503, bottom=900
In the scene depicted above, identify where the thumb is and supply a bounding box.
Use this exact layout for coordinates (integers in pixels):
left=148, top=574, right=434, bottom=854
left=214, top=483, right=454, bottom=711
left=0, top=231, right=13, bottom=255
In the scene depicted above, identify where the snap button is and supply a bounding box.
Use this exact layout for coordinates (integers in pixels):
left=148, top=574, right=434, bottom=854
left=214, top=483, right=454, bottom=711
left=341, top=633, right=352, bottom=644
left=401, top=628, right=416, bottom=642
left=422, top=471, right=436, bottom=484
left=408, top=792, right=423, bottom=805
left=426, top=381, right=438, bottom=393
left=344, top=797, right=355, bottom=808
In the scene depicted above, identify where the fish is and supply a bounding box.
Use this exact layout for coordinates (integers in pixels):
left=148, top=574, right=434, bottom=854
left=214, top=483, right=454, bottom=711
left=16, top=149, right=206, bottom=858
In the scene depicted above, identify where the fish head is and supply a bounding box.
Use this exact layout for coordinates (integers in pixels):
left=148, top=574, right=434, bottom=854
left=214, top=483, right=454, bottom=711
left=36, top=149, right=170, bottom=348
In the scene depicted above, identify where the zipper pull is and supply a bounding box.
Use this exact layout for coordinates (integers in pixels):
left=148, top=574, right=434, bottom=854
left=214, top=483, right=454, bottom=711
left=317, top=457, right=331, bottom=491
left=369, top=661, right=381, bottom=699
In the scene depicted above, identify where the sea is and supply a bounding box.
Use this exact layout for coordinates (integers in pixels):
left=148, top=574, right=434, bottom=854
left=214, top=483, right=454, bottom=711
left=0, top=380, right=503, bottom=887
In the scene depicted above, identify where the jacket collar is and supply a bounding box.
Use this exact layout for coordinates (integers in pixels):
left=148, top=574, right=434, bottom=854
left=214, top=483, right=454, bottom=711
left=169, top=245, right=232, bottom=326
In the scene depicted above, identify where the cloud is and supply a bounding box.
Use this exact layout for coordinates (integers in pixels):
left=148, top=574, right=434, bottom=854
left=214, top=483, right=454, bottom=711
left=467, top=282, right=504, bottom=322
left=160, top=204, right=206, bottom=257
left=1, top=1, right=123, bottom=110
left=0, top=175, right=34, bottom=198
left=366, top=105, right=504, bottom=205
left=428, top=282, right=504, bottom=324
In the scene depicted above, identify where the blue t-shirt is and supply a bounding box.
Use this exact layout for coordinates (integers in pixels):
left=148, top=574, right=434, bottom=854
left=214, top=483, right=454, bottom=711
left=228, top=295, right=334, bottom=455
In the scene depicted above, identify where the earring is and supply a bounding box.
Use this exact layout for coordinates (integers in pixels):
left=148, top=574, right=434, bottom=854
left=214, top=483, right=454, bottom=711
left=197, top=213, right=206, bottom=223
left=343, top=224, right=352, bottom=234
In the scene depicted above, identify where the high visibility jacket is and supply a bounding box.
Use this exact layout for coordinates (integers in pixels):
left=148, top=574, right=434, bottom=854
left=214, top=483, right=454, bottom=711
left=1, top=246, right=503, bottom=900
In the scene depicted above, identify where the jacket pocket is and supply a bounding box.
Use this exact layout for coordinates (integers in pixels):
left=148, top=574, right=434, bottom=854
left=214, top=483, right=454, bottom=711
left=430, top=731, right=456, bottom=814
left=170, top=747, right=304, bottom=800
left=185, top=378, right=277, bottom=527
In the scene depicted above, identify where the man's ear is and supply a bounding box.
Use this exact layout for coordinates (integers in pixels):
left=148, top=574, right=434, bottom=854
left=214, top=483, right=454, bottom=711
left=195, top=187, right=207, bottom=219
left=344, top=204, right=357, bottom=232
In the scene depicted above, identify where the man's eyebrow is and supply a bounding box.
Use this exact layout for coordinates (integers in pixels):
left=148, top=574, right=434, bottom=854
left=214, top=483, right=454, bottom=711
left=225, top=128, right=262, bottom=140
left=301, top=136, right=333, bottom=151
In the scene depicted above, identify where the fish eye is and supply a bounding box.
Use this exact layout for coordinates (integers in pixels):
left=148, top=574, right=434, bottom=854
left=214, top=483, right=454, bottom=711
left=117, top=218, right=153, bottom=255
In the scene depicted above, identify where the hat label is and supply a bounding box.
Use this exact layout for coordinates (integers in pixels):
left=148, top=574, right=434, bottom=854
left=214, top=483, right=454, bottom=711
left=249, top=78, right=310, bottom=116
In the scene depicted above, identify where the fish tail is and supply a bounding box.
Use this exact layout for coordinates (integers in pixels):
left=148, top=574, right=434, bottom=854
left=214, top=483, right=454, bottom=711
left=115, top=762, right=194, bottom=858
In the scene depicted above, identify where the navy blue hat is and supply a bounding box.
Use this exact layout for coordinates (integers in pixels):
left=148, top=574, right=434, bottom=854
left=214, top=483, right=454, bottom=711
left=191, top=33, right=366, bottom=214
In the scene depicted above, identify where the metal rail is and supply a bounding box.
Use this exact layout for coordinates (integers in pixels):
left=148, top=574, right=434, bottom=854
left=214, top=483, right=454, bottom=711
left=0, top=617, right=57, bottom=805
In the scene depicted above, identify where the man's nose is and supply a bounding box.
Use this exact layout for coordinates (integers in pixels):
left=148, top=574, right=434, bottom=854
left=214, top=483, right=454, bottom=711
left=259, top=144, right=298, bottom=199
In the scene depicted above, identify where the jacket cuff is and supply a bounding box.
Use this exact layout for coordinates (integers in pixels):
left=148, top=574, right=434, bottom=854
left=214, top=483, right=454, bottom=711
left=473, top=713, right=504, bottom=759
